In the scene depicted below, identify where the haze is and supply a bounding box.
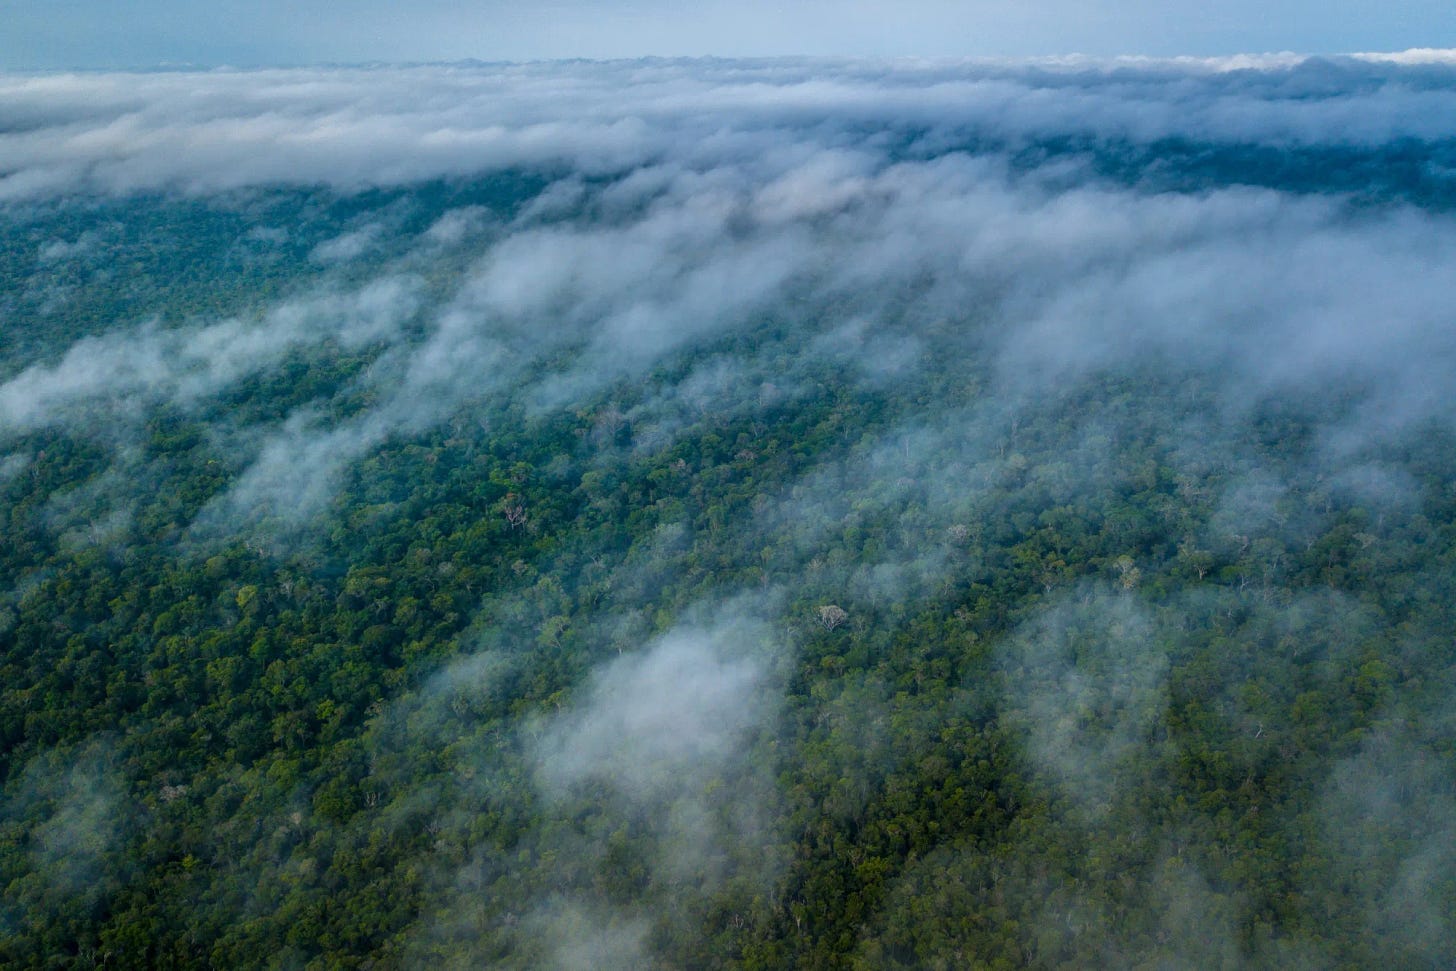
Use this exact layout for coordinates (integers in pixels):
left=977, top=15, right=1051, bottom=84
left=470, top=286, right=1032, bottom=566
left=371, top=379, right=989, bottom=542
left=2, top=0, right=1454, bottom=69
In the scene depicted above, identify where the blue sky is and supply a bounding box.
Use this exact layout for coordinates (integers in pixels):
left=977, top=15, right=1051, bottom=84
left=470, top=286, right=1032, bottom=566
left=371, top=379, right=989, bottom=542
left=1, top=0, right=1452, bottom=69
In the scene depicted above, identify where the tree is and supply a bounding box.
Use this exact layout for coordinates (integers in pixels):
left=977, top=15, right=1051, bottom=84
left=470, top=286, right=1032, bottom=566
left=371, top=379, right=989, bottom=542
left=817, top=605, right=848, bottom=631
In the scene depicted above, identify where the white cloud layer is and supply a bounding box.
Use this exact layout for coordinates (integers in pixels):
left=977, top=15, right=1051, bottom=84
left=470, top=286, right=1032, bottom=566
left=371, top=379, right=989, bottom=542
left=3, top=56, right=1456, bottom=201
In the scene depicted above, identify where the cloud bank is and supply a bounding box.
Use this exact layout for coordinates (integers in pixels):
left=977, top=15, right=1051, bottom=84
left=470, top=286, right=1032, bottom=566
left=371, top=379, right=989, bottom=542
left=3, top=55, right=1456, bottom=202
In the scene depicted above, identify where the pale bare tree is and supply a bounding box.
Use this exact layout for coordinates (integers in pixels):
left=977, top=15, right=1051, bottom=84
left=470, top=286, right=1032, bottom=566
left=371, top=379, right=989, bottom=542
left=501, top=493, right=528, bottom=529
left=817, top=604, right=848, bottom=631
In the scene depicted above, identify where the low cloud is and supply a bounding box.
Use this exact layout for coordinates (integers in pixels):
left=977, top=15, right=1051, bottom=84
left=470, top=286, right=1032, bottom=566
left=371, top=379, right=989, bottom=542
left=385, top=605, right=788, bottom=966
left=1317, top=721, right=1456, bottom=964
left=308, top=224, right=381, bottom=264
left=532, top=622, right=775, bottom=804
left=997, top=590, right=1169, bottom=817
left=7, top=59, right=1456, bottom=543
left=3, top=57, right=1456, bottom=203
left=525, top=610, right=787, bottom=905
left=0, top=276, right=420, bottom=438
left=2, top=737, right=129, bottom=920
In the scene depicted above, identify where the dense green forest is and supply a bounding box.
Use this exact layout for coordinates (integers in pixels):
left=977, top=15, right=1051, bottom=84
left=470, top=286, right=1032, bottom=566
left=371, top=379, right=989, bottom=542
left=2, top=58, right=1455, bottom=969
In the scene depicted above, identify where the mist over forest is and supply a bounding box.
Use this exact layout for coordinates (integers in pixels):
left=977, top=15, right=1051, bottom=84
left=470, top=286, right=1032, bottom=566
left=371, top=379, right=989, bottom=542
left=3, top=54, right=1456, bottom=968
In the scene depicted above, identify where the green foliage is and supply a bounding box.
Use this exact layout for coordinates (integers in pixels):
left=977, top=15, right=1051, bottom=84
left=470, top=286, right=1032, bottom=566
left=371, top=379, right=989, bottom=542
left=2, top=183, right=1454, bottom=969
